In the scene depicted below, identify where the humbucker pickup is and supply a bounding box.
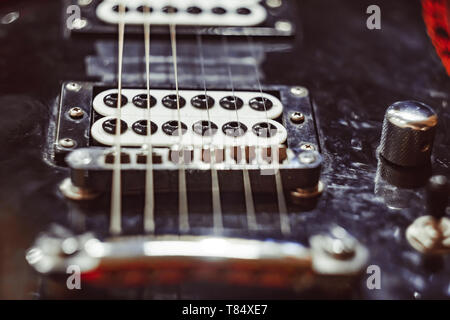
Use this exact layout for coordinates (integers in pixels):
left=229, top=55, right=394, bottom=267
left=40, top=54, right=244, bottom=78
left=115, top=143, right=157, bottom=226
left=53, top=82, right=321, bottom=196
left=65, top=0, right=297, bottom=37
left=91, top=89, right=286, bottom=147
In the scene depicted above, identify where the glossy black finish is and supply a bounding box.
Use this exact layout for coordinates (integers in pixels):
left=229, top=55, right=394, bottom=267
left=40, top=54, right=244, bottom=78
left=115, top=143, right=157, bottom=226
left=0, top=0, right=449, bottom=299
left=426, top=176, right=449, bottom=219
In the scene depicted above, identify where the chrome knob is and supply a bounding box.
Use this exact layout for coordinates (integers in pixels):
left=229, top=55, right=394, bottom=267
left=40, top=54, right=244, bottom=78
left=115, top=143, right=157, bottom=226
left=379, top=101, right=437, bottom=167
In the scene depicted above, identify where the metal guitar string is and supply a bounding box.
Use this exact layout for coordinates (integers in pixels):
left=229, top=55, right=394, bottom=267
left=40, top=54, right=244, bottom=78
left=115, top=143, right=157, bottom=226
left=143, top=4, right=155, bottom=233
left=169, top=16, right=189, bottom=232
left=222, top=36, right=258, bottom=231
left=109, top=3, right=126, bottom=235
left=246, top=35, right=291, bottom=235
left=196, top=31, right=223, bottom=231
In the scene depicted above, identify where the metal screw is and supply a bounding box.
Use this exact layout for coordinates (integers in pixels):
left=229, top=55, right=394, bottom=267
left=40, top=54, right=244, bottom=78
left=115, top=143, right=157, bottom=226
left=290, top=112, right=305, bottom=124
left=266, top=0, right=282, bottom=8
left=1, top=11, right=19, bottom=25
left=320, top=228, right=356, bottom=260
left=69, top=107, right=84, bottom=119
left=71, top=18, right=87, bottom=30
left=290, top=181, right=324, bottom=201
left=78, top=0, right=92, bottom=6
left=300, top=143, right=315, bottom=151
left=290, top=86, right=308, bottom=97
left=298, top=152, right=316, bottom=164
left=59, top=138, right=75, bottom=148
left=61, top=237, right=79, bottom=255
left=323, top=237, right=356, bottom=259
left=66, top=82, right=81, bottom=91
left=59, top=178, right=99, bottom=200
left=275, top=20, right=292, bottom=33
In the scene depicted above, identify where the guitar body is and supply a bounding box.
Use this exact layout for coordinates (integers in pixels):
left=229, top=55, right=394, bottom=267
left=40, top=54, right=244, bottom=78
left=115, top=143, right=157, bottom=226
left=0, top=0, right=449, bottom=299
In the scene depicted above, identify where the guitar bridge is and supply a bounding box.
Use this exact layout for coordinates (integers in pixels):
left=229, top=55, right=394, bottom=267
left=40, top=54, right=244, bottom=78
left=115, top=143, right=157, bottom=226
left=26, top=226, right=368, bottom=291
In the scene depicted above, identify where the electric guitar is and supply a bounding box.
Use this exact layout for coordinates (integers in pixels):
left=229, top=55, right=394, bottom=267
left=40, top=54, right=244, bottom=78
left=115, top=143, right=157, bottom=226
left=0, top=0, right=449, bottom=299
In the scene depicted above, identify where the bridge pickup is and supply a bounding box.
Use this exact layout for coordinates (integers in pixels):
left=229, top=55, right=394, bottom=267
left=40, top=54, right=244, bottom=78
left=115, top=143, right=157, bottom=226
left=53, top=82, right=320, bottom=195
left=53, top=83, right=318, bottom=164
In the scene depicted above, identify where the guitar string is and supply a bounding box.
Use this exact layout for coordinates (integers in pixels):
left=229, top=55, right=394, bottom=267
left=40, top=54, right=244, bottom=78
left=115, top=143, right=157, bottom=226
left=196, top=32, right=223, bottom=231
left=246, top=35, right=290, bottom=235
left=143, top=4, right=155, bottom=233
left=169, top=21, right=189, bottom=232
left=222, top=36, right=258, bottom=231
left=109, top=3, right=126, bottom=235
left=106, top=6, right=285, bottom=237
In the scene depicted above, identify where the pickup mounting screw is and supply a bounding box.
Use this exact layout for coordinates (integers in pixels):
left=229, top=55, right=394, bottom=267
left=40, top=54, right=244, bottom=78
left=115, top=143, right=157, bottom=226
left=266, top=0, right=282, bottom=8
left=290, top=112, right=305, bottom=124
left=69, top=107, right=84, bottom=119
left=290, top=86, right=308, bottom=97
left=71, top=18, right=87, bottom=30
left=300, top=143, right=315, bottom=151
left=275, top=20, right=292, bottom=33
left=59, top=138, right=75, bottom=148
left=66, top=82, right=81, bottom=91
left=78, top=0, right=92, bottom=6
left=1, top=12, right=19, bottom=25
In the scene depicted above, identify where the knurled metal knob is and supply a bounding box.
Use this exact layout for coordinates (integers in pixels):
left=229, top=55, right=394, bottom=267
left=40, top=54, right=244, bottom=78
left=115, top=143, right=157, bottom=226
left=379, top=101, right=437, bottom=167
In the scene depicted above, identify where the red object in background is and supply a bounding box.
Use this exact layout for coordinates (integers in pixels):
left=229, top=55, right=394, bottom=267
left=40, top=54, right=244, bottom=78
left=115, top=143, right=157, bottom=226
left=423, top=0, right=450, bottom=75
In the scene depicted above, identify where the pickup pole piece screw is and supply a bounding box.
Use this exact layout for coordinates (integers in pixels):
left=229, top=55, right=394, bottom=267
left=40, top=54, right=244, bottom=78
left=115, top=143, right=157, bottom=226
left=290, top=112, right=305, bottom=124
left=290, top=86, right=308, bottom=97
left=69, top=107, right=84, bottom=119
left=59, top=138, right=75, bottom=148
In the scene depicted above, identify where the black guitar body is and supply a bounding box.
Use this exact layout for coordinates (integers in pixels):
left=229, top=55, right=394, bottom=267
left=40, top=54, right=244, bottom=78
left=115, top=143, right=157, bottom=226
left=0, top=0, right=449, bottom=299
